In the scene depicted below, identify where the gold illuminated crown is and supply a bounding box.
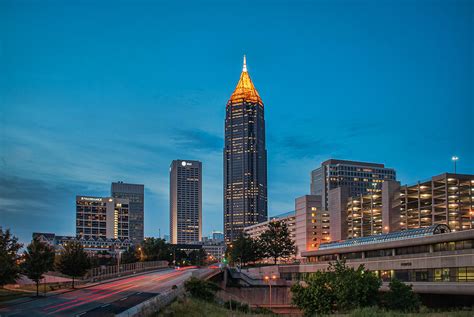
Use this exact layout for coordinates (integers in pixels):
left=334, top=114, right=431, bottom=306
left=228, top=55, right=263, bottom=105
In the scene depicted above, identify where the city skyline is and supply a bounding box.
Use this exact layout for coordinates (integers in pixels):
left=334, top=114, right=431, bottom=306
left=1, top=1, right=473, bottom=245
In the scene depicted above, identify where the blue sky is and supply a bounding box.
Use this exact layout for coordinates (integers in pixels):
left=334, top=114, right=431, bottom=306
left=1, top=0, right=472, bottom=244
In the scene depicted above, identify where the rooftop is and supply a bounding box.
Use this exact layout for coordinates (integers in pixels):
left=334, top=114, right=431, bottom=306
left=228, top=55, right=263, bottom=105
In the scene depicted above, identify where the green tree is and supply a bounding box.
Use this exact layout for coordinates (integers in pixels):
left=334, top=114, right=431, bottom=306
left=384, top=279, right=420, bottom=312
left=142, top=238, right=172, bottom=262
left=121, top=246, right=140, bottom=264
left=184, top=277, right=220, bottom=301
left=0, top=228, right=22, bottom=288
left=188, top=249, right=207, bottom=266
left=228, top=234, right=262, bottom=266
left=259, top=220, right=296, bottom=264
left=21, top=239, right=55, bottom=296
left=57, top=241, right=91, bottom=288
left=291, top=260, right=381, bottom=315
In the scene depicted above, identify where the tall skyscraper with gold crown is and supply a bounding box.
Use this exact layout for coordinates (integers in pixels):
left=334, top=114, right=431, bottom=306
left=224, top=56, right=268, bottom=242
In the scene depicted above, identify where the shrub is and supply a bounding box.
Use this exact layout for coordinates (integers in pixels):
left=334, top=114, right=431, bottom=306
left=184, top=277, right=219, bottom=302
left=383, top=279, right=420, bottom=312
left=291, top=260, right=381, bottom=315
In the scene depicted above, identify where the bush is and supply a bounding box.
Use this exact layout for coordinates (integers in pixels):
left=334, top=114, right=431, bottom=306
left=291, top=260, right=381, bottom=315
left=224, top=299, right=250, bottom=312
left=383, top=279, right=420, bottom=312
left=184, top=277, right=220, bottom=302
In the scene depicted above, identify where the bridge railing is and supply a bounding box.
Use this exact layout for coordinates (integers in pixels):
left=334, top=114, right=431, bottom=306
left=84, top=260, right=169, bottom=282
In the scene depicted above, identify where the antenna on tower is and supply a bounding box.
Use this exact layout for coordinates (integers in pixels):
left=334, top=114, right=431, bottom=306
left=243, top=54, right=247, bottom=72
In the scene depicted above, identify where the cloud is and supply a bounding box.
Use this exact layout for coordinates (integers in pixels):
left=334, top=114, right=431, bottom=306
left=172, top=129, right=223, bottom=153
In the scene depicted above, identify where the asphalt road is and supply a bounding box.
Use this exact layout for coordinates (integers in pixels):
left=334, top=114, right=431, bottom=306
left=0, top=267, right=202, bottom=317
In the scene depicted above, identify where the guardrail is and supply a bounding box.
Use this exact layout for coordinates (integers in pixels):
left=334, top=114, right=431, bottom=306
left=84, top=261, right=169, bottom=282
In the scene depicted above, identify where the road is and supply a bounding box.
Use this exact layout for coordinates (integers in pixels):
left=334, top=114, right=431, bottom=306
left=0, top=267, right=206, bottom=317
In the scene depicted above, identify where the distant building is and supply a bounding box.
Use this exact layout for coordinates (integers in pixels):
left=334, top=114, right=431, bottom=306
left=244, top=211, right=296, bottom=242
left=163, top=234, right=170, bottom=243
left=212, top=231, right=224, bottom=242
left=170, top=160, right=202, bottom=244
left=33, top=232, right=131, bottom=254
left=111, top=182, right=145, bottom=245
left=202, top=241, right=226, bottom=262
left=311, top=159, right=396, bottom=210
left=224, top=56, right=268, bottom=242
left=76, top=196, right=129, bottom=240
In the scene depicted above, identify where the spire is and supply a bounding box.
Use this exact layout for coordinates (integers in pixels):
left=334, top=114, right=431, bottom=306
left=228, top=56, right=262, bottom=105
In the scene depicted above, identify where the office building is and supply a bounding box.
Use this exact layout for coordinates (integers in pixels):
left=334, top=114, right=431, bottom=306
left=212, top=231, right=224, bottom=242
left=111, top=182, right=145, bottom=245
left=75, top=196, right=129, bottom=240
left=295, top=195, right=330, bottom=256
left=224, top=56, right=268, bottom=242
left=170, top=160, right=202, bottom=244
left=33, top=232, right=131, bottom=254
left=244, top=211, right=296, bottom=241
left=311, top=159, right=396, bottom=210
left=275, top=225, right=474, bottom=297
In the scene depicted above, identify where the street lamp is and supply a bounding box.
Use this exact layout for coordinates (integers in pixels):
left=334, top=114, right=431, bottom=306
left=452, top=156, right=459, bottom=174
left=263, top=275, right=277, bottom=310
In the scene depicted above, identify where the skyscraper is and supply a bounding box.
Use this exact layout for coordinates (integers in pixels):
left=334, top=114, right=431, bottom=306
left=111, top=182, right=145, bottom=245
left=170, top=160, right=202, bottom=244
left=224, top=56, right=268, bottom=242
left=76, top=196, right=129, bottom=240
left=311, top=159, right=396, bottom=210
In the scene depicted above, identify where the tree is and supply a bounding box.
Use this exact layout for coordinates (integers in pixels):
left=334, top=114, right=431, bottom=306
left=21, top=239, right=55, bottom=296
left=188, top=249, right=207, bottom=266
left=141, top=238, right=172, bottom=262
left=228, top=233, right=262, bottom=266
left=184, top=277, right=219, bottom=301
left=384, top=279, right=420, bottom=312
left=0, top=228, right=22, bottom=288
left=121, top=246, right=140, bottom=264
left=57, top=241, right=91, bottom=288
left=291, top=260, right=381, bottom=315
left=259, top=220, right=296, bottom=264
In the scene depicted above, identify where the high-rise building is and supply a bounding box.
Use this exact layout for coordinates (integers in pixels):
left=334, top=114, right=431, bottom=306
left=76, top=196, right=129, bottom=240
left=111, top=182, right=144, bottom=245
left=224, top=56, right=268, bottom=242
left=311, top=159, right=396, bottom=210
left=170, top=160, right=202, bottom=244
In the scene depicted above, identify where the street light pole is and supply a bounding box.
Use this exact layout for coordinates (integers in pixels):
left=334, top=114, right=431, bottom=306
left=452, top=156, right=459, bottom=174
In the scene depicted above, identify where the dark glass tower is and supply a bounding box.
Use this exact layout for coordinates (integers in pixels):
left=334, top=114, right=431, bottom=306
left=224, top=56, right=267, bottom=242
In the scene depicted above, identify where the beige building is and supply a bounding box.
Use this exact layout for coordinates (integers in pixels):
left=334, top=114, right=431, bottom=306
left=243, top=211, right=296, bottom=241
left=329, top=173, right=474, bottom=241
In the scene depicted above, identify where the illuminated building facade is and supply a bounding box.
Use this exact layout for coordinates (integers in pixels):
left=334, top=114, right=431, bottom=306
left=111, top=181, right=144, bottom=245
left=311, top=159, right=396, bottom=210
left=170, top=160, right=202, bottom=244
left=295, top=195, right=330, bottom=255
left=400, top=173, right=474, bottom=232
left=224, top=56, right=268, bottom=241
left=75, top=196, right=129, bottom=240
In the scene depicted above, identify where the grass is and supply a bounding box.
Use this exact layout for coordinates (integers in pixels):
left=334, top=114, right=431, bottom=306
left=0, top=289, right=29, bottom=304
left=347, top=307, right=474, bottom=317
left=157, top=297, right=274, bottom=317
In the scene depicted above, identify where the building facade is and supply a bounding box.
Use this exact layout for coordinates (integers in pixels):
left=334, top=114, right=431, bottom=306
left=244, top=211, right=297, bottom=242
left=170, top=160, right=202, bottom=244
left=400, top=173, right=474, bottom=232
left=111, top=181, right=145, bottom=245
left=329, top=173, right=474, bottom=241
left=76, top=196, right=129, bottom=240
left=295, top=195, right=330, bottom=256
left=33, top=232, right=132, bottom=254
left=276, top=225, right=474, bottom=296
left=224, top=56, right=268, bottom=242
left=311, top=159, right=396, bottom=210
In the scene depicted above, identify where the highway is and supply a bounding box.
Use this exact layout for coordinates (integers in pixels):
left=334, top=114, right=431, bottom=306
left=0, top=267, right=205, bottom=317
